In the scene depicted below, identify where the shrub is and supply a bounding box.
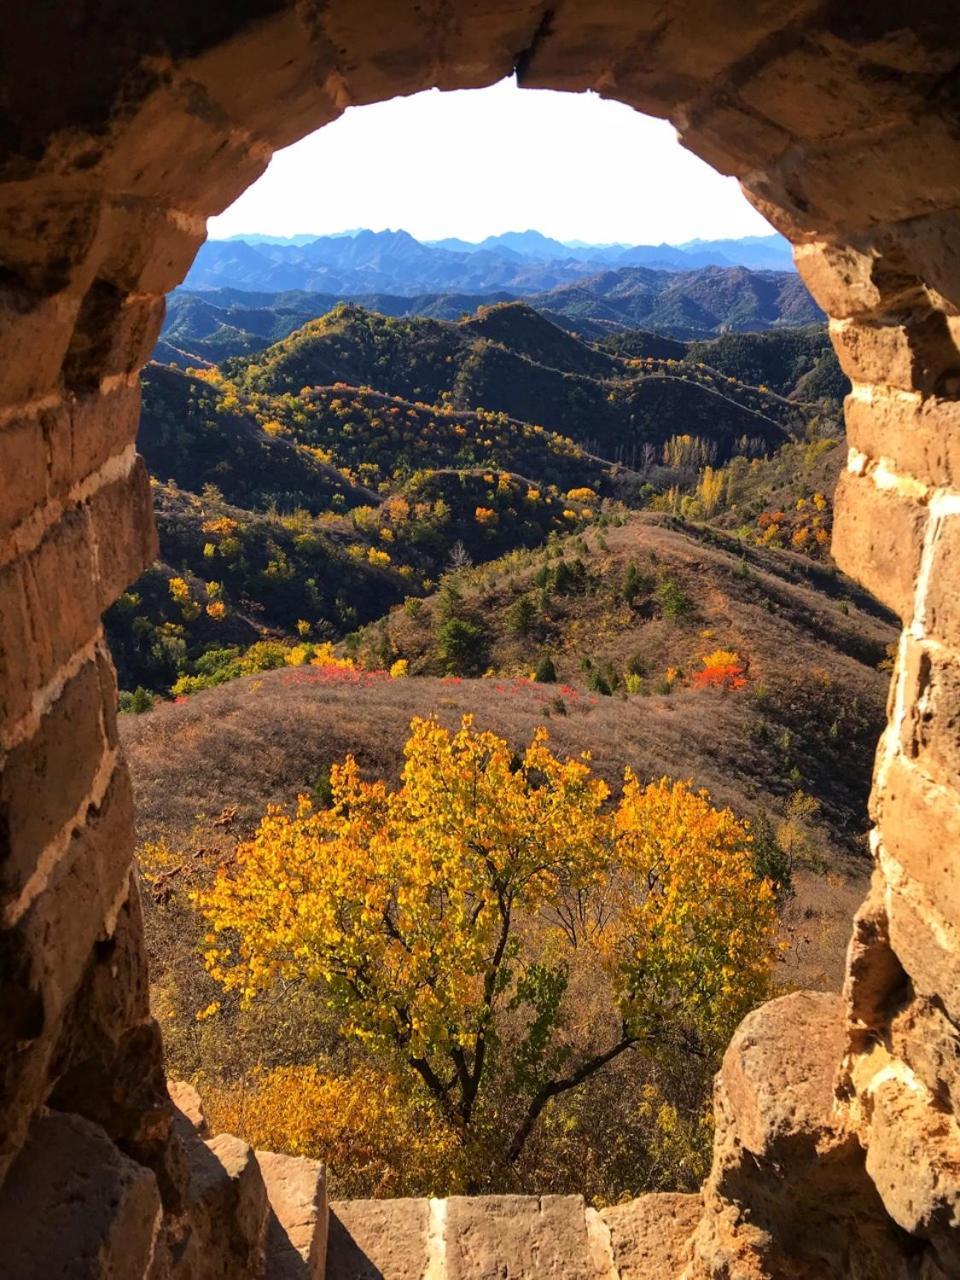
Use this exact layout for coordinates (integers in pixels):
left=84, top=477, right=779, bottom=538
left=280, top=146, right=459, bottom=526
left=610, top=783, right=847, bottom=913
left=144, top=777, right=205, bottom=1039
left=625, top=652, right=647, bottom=678
left=534, top=655, right=557, bottom=683
left=657, top=576, right=695, bottom=620
left=621, top=561, right=650, bottom=606
left=692, top=650, right=747, bottom=691
left=750, top=811, right=794, bottom=901
left=119, top=686, right=156, bottom=714
left=587, top=669, right=613, bottom=696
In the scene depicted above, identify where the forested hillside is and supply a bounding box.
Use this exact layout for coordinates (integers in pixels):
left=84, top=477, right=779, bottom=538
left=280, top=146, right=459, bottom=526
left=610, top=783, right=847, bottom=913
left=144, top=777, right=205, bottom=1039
left=113, top=301, right=847, bottom=699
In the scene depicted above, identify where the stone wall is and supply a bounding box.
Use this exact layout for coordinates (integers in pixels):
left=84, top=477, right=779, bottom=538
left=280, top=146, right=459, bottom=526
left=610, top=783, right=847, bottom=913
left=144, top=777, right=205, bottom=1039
left=1, top=4, right=958, bottom=1274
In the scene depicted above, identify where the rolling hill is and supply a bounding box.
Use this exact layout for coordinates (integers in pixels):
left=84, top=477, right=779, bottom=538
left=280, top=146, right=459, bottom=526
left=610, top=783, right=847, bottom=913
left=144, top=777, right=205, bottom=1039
left=159, top=263, right=822, bottom=366
left=117, top=300, right=846, bottom=698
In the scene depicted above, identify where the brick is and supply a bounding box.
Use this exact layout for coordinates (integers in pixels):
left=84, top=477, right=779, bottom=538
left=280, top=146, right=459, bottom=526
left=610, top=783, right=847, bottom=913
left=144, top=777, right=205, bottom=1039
left=96, top=646, right=120, bottom=750
left=101, top=80, right=270, bottom=215
left=94, top=199, right=204, bottom=295
left=0, top=414, right=48, bottom=538
left=18, top=766, right=137, bottom=1035
left=0, top=292, right=79, bottom=405
left=846, top=392, right=960, bottom=490
left=831, top=315, right=960, bottom=395
left=445, top=1194, right=595, bottom=1279
left=25, top=508, right=100, bottom=666
left=832, top=469, right=927, bottom=619
left=62, top=285, right=166, bottom=392
left=738, top=37, right=918, bottom=142
left=258, top=1149, right=327, bottom=1279
left=186, top=8, right=343, bottom=152
left=88, top=459, right=159, bottom=609
left=0, top=764, right=137, bottom=1182
left=795, top=242, right=923, bottom=321
left=0, top=554, right=38, bottom=726
left=176, top=1134, right=268, bottom=1278
left=863, top=1073, right=960, bottom=1271
left=0, top=1110, right=161, bottom=1278
left=899, top=638, right=960, bottom=790
left=0, top=658, right=109, bottom=906
left=885, top=863, right=960, bottom=1023
left=925, top=513, right=960, bottom=649
left=890, top=996, right=960, bottom=1123
left=42, top=383, right=142, bottom=499
left=878, top=210, right=960, bottom=317
left=327, top=1198, right=429, bottom=1280
left=0, top=191, right=102, bottom=297
left=0, top=508, right=100, bottom=726
left=878, top=755, right=960, bottom=931
left=681, top=99, right=793, bottom=179
left=759, top=117, right=960, bottom=232
left=600, top=1193, right=701, bottom=1279
left=842, top=868, right=904, bottom=1037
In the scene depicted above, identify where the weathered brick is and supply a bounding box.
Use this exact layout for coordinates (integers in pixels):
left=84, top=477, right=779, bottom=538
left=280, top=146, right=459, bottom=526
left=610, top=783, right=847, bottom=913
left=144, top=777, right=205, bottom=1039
left=845, top=392, right=960, bottom=490
left=101, top=81, right=270, bottom=215
left=0, top=293, right=79, bottom=405
left=832, top=469, right=927, bottom=619
left=885, top=871, right=960, bottom=1026
left=186, top=8, right=343, bottom=152
left=877, top=755, right=960, bottom=931
left=0, top=658, right=108, bottom=907
left=925, top=513, right=960, bottom=649
left=62, top=286, right=165, bottom=392
left=0, top=1110, right=161, bottom=1278
left=96, top=646, right=120, bottom=750
left=42, top=383, right=142, bottom=499
left=25, top=509, right=100, bottom=671
left=94, top=199, right=204, bottom=295
left=738, top=37, right=918, bottom=142
left=0, top=415, right=48, bottom=538
left=890, top=996, right=960, bottom=1122
left=874, top=209, right=960, bottom=318
left=832, top=315, right=960, bottom=395
left=796, top=242, right=923, bottom=321
left=899, top=638, right=960, bottom=791
left=0, top=764, right=136, bottom=1182
left=0, top=555, right=38, bottom=726
left=88, top=460, right=158, bottom=609
left=681, top=99, right=792, bottom=179
left=758, top=117, right=960, bottom=232
left=0, top=508, right=100, bottom=726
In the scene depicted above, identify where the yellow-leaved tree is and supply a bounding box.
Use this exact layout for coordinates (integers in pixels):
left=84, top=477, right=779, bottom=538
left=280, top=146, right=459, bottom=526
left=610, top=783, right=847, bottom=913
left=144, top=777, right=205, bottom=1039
left=197, top=716, right=776, bottom=1176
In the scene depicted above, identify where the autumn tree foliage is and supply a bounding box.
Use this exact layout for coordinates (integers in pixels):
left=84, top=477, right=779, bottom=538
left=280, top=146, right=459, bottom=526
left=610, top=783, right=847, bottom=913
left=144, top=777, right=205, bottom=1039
left=692, top=648, right=748, bottom=690
left=198, top=716, right=776, bottom=1174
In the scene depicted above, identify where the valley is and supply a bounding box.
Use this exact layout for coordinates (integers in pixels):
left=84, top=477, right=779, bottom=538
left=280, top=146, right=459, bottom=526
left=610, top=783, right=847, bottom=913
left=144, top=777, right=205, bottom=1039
left=119, top=265, right=890, bottom=1206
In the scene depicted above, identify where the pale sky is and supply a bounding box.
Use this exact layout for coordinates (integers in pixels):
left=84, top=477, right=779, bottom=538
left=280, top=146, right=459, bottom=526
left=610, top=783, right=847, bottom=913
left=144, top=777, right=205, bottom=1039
left=210, top=78, right=773, bottom=246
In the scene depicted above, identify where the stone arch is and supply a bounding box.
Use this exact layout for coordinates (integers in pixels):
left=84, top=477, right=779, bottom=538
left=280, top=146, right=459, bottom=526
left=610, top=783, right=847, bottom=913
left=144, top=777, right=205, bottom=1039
left=2, top=4, right=959, bottom=1274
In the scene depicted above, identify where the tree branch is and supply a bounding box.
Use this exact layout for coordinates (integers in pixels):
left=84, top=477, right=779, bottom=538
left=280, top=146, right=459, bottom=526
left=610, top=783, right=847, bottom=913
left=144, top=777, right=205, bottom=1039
left=506, top=1034, right=638, bottom=1163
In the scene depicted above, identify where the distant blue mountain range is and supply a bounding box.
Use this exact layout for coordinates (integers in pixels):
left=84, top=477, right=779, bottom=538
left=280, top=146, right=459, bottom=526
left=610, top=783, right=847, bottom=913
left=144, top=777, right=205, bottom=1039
left=192, top=228, right=793, bottom=295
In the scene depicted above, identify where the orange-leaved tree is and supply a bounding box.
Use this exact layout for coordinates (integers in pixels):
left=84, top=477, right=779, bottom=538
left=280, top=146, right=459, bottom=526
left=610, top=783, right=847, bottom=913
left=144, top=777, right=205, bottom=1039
left=692, top=648, right=748, bottom=691
left=197, top=716, right=775, bottom=1172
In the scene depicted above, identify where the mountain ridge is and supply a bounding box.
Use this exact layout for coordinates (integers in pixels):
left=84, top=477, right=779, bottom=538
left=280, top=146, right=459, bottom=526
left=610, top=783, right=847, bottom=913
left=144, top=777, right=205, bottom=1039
left=187, top=228, right=795, bottom=295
